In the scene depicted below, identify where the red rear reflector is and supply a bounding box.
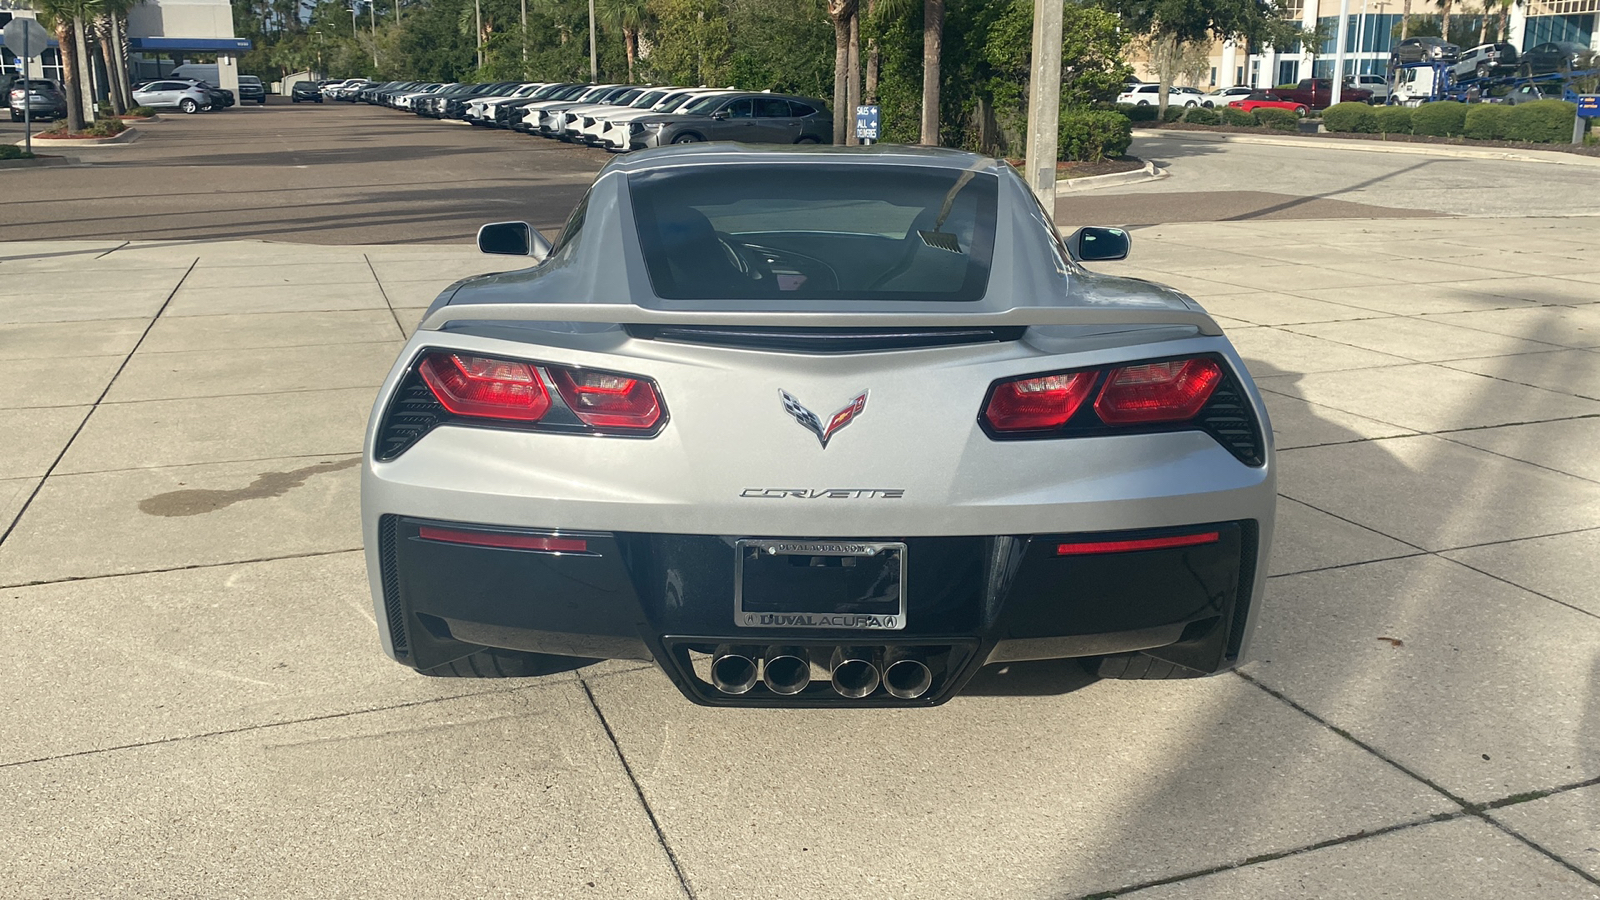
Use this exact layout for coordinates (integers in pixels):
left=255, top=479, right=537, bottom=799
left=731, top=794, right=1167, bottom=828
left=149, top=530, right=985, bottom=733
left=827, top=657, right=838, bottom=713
left=1056, top=531, right=1220, bottom=556
left=418, top=526, right=588, bottom=554
left=984, top=371, right=1096, bottom=431
left=551, top=367, right=662, bottom=430
left=1095, top=358, right=1222, bottom=424
left=419, top=353, right=551, bottom=421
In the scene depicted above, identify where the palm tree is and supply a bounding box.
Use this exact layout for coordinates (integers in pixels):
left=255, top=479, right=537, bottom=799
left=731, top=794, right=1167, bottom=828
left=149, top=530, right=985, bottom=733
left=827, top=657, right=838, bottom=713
left=826, top=0, right=856, bottom=145
left=1436, top=0, right=1453, bottom=45
left=91, top=0, right=137, bottom=115
left=35, top=0, right=93, bottom=132
left=920, top=0, right=940, bottom=145
left=598, top=0, right=649, bottom=83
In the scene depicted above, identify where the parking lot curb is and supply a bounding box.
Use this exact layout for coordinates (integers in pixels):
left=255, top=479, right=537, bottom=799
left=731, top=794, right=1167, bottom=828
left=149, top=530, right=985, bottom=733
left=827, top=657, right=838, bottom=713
left=14, top=126, right=141, bottom=148
left=1057, top=159, right=1167, bottom=191
left=0, top=155, right=70, bottom=169
left=1133, top=127, right=1600, bottom=167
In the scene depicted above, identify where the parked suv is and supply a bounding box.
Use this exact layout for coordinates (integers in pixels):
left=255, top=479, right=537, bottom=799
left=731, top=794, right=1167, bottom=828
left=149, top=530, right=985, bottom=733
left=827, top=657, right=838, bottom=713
left=1391, top=36, right=1460, bottom=66
left=8, top=78, right=67, bottom=121
left=629, top=93, right=832, bottom=149
left=1454, top=43, right=1517, bottom=80
left=131, top=80, right=215, bottom=114
left=237, top=75, right=267, bottom=105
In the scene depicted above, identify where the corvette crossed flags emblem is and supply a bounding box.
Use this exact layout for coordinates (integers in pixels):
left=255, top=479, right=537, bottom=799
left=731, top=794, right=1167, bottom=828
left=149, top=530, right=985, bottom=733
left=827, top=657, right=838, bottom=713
left=779, top=390, right=869, bottom=449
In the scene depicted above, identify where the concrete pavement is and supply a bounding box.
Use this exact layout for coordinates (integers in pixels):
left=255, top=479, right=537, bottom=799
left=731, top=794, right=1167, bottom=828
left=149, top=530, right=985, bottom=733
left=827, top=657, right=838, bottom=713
left=2, top=214, right=1597, bottom=898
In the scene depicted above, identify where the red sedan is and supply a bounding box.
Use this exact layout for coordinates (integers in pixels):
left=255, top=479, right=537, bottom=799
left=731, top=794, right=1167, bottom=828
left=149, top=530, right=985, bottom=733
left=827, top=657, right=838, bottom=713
left=1228, top=91, right=1309, bottom=117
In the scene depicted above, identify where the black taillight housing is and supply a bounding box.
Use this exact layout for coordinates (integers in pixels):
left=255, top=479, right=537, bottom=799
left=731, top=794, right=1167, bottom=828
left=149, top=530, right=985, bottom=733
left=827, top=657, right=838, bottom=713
left=979, top=354, right=1264, bottom=466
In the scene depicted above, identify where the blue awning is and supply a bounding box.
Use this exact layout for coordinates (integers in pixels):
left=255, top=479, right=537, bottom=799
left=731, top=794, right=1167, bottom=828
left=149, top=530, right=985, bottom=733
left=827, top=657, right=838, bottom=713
left=128, top=37, right=253, bottom=52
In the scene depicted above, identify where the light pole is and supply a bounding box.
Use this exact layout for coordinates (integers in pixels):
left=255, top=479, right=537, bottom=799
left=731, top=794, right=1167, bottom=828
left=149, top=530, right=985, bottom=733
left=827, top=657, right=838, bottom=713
left=369, top=0, right=378, bottom=69
left=313, top=29, right=324, bottom=77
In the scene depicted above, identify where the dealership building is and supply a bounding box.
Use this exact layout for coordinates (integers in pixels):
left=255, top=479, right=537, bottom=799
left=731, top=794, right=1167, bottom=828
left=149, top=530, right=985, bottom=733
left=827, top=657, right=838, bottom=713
left=1134, top=0, right=1599, bottom=89
left=1, top=0, right=248, bottom=97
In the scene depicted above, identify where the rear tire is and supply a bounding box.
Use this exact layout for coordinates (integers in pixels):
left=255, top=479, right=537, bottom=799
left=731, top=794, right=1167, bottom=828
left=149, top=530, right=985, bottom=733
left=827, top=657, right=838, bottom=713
left=180, top=98, right=199, bottom=114
left=672, top=133, right=704, bottom=144
left=9, top=111, right=19, bottom=122
left=1087, top=652, right=1209, bottom=680
left=1295, top=105, right=1308, bottom=117
left=420, top=647, right=564, bottom=678
left=796, top=136, right=820, bottom=144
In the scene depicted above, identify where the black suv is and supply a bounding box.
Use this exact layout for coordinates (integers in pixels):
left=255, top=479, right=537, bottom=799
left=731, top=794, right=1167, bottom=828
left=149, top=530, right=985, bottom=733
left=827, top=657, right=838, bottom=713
left=8, top=79, right=68, bottom=122
left=237, top=75, right=267, bottom=105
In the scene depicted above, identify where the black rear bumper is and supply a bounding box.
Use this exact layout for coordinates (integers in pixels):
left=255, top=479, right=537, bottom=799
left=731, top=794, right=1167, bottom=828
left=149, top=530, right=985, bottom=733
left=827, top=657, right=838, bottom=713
left=378, top=515, right=1259, bottom=706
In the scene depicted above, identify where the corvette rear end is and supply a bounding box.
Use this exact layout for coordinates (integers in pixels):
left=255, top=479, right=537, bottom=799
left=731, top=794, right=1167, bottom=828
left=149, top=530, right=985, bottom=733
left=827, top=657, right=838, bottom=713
left=362, top=145, right=1275, bottom=706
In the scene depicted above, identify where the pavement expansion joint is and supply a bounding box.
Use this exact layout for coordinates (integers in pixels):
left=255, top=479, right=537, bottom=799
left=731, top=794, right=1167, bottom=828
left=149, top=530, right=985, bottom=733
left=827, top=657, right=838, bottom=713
left=364, top=251, right=408, bottom=339
left=578, top=676, right=698, bottom=900
left=0, top=258, right=196, bottom=549
left=0, top=547, right=364, bottom=592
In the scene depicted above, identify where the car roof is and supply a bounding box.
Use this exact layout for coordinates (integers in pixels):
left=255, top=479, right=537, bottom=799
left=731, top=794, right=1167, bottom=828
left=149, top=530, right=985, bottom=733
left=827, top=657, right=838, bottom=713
left=603, top=142, right=1006, bottom=176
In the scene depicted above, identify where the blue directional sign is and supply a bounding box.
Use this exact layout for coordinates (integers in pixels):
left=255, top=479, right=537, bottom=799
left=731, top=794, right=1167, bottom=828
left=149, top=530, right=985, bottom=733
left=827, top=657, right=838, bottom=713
left=1578, top=95, right=1599, bottom=119
left=855, top=105, right=880, bottom=140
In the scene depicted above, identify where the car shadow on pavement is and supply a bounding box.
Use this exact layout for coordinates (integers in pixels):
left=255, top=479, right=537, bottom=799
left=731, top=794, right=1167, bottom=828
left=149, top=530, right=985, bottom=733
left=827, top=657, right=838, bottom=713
left=963, top=659, right=1099, bottom=696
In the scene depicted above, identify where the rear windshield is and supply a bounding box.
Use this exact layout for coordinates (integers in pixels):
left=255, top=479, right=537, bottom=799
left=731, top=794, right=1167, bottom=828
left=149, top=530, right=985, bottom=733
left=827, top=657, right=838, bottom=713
left=629, top=163, right=998, bottom=302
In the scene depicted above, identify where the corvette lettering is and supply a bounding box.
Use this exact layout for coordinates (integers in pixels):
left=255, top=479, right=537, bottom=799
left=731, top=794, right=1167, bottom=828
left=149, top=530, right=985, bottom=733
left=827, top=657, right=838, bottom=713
left=740, top=488, right=905, bottom=499
left=780, top=389, right=868, bottom=448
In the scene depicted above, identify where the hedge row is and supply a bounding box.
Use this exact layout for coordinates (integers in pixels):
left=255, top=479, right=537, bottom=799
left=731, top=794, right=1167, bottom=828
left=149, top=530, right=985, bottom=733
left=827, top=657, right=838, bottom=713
left=1058, top=109, right=1132, bottom=162
left=1321, top=99, right=1578, bottom=142
left=1114, top=102, right=1299, bottom=131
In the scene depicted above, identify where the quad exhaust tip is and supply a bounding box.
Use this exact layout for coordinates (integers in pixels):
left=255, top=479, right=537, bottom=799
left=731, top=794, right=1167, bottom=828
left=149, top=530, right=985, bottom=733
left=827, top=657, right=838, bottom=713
left=762, top=646, right=812, bottom=695
left=882, top=649, right=934, bottom=700
left=830, top=647, right=881, bottom=699
left=710, top=645, right=760, bottom=695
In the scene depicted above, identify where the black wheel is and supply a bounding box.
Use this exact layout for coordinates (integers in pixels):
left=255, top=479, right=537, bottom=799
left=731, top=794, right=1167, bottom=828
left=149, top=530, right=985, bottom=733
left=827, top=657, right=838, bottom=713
left=258, top=99, right=267, bottom=105
left=1476, top=62, right=1491, bottom=79
left=292, top=98, right=300, bottom=103
left=179, top=98, right=199, bottom=114
left=316, top=98, right=323, bottom=103
left=9, top=111, right=19, bottom=122
left=795, top=136, right=820, bottom=144
left=1137, top=99, right=1150, bottom=106
left=1295, top=105, right=1308, bottom=117
left=672, top=133, right=704, bottom=144
left=419, top=647, right=565, bottom=678
left=1087, top=652, right=1209, bottom=680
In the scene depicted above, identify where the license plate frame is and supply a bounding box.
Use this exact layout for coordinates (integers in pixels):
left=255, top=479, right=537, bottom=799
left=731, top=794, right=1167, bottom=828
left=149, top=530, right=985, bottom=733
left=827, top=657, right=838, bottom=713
left=734, top=539, right=907, bottom=630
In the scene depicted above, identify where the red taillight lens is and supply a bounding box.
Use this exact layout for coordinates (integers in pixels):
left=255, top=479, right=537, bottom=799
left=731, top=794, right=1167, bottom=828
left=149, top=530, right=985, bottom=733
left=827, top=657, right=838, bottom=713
left=551, top=367, right=662, bottom=430
left=418, top=352, right=551, bottom=421
left=1056, top=531, right=1219, bottom=556
left=418, top=526, right=588, bottom=554
left=1094, top=358, right=1222, bottom=424
left=984, top=371, right=1096, bottom=431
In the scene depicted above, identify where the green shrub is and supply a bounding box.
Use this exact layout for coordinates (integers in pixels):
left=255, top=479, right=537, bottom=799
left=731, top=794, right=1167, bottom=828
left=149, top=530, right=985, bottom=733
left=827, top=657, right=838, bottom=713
left=1220, top=106, right=1256, bottom=126
left=1116, top=102, right=1160, bottom=123
left=1182, top=106, right=1220, bottom=125
left=1411, top=101, right=1469, bottom=136
left=124, top=106, right=157, bottom=118
left=84, top=117, right=127, bottom=137
left=1275, top=82, right=1300, bottom=90
left=1322, top=101, right=1379, bottom=133
left=1161, top=104, right=1185, bottom=123
left=1058, top=109, right=1133, bottom=162
left=1463, top=103, right=1513, bottom=140
left=1504, top=99, right=1577, bottom=143
left=1252, top=107, right=1300, bottom=131
left=0, top=145, right=33, bottom=160
left=1372, top=105, right=1413, bottom=134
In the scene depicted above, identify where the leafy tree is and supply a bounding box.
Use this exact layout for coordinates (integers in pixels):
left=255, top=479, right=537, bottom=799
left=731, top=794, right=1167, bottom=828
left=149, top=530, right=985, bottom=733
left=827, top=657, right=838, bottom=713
left=599, top=0, right=650, bottom=82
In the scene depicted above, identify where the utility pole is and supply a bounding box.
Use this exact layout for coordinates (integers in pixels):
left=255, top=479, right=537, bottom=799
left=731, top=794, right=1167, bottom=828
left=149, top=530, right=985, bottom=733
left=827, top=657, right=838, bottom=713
left=521, top=0, right=528, bottom=66
left=313, top=29, right=324, bottom=77
left=588, top=0, right=598, bottom=82
left=1331, top=0, right=1351, bottom=104
left=369, top=0, right=378, bottom=68
left=1023, top=0, right=1063, bottom=213
left=475, top=0, right=483, bottom=69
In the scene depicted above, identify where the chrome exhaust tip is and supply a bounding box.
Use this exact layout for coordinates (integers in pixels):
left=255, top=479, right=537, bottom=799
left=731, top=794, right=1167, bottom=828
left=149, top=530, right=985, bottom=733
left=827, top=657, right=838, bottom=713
left=830, top=647, right=881, bottom=699
left=882, top=649, right=933, bottom=699
left=710, top=645, right=760, bottom=695
left=762, top=646, right=811, bottom=695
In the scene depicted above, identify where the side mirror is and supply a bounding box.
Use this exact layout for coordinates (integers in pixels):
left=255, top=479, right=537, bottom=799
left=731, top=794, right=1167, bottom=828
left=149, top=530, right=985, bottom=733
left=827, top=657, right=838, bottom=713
left=1067, top=226, right=1130, bottom=262
left=711, top=110, right=729, bottom=120
left=476, top=221, right=553, bottom=262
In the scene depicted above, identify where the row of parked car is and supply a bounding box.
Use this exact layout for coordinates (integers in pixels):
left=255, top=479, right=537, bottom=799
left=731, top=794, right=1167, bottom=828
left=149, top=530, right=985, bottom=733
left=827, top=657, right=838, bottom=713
left=1389, top=36, right=1598, bottom=80
left=305, top=78, right=836, bottom=151
left=4, top=72, right=267, bottom=123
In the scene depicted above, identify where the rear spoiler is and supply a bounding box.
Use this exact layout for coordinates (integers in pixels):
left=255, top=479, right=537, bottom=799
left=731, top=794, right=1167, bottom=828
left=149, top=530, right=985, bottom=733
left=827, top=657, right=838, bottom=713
left=419, top=303, right=1225, bottom=336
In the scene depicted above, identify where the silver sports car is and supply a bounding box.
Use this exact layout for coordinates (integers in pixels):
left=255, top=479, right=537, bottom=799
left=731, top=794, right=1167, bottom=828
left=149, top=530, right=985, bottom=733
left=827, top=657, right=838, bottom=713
left=362, top=145, right=1276, bottom=706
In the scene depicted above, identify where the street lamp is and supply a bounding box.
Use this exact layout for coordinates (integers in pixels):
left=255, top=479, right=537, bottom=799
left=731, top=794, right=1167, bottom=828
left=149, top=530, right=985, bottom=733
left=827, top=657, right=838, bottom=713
left=312, top=29, right=324, bottom=78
